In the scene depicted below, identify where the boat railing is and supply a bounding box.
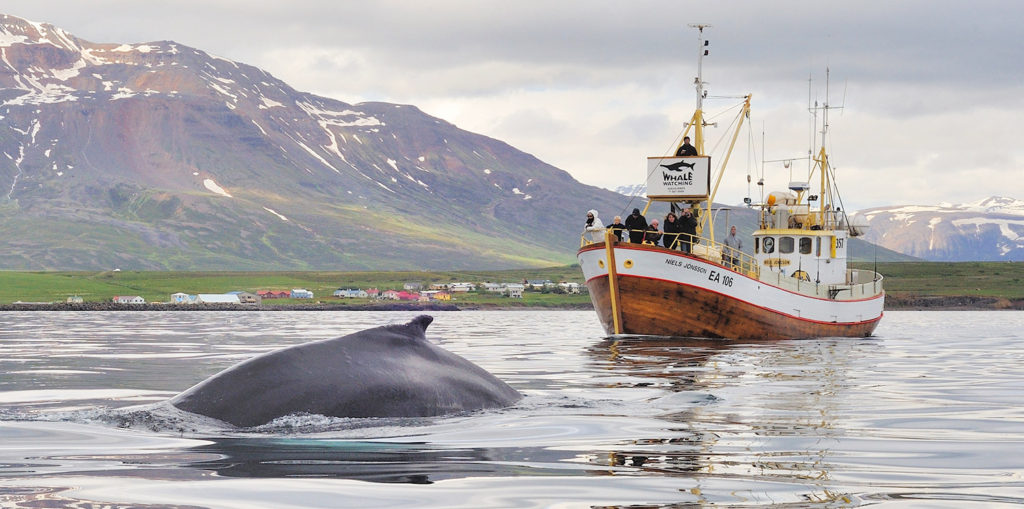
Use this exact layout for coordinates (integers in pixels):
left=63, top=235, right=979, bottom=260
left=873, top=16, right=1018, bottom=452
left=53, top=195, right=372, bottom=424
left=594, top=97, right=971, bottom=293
left=757, top=267, right=884, bottom=300
left=579, top=229, right=760, bottom=278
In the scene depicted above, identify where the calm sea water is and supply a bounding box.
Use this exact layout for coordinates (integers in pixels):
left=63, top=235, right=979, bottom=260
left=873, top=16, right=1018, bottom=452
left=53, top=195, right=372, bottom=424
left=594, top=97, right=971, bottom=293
left=1, top=310, right=1022, bottom=508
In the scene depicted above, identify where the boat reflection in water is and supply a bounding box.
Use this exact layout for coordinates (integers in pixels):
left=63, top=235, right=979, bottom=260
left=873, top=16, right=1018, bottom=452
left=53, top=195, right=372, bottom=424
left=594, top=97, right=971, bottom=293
left=584, top=335, right=869, bottom=505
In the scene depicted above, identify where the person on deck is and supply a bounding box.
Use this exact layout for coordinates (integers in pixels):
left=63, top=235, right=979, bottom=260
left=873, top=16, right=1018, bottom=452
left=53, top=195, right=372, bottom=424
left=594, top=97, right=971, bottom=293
left=722, top=225, right=743, bottom=268
left=661, top=212, right=682, bottom=249
left=643, top=219, right=662, bottom=245
left=609, top=216, right=626, bottom=242
left=678, top=207, right=698, bottom=254
left=675, top=136, right=698, bottom=157
left=624, top=208, right=647, bottom=244
left=584, top=209, right=605, bottom=243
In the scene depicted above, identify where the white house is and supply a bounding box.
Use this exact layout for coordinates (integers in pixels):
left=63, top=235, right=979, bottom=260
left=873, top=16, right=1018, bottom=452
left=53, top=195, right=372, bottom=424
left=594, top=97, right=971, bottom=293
left=333, top=288, right=368, bottom=298
left=196, top=294, right=241, bottom=304
left=112, top=295, right=145, bottom=304
left=480, top=282, right=505, bottom=293
left=229, top=291, right=261, bottom=305
left=449, top=282, right=476, bottom=292
left=291, top=289, right=314, bottom=299
left=558, top=282, right=582, bottom=294
left=170, top=292, right=195, bottom=304
left=504, top=283, right=525, bottom=298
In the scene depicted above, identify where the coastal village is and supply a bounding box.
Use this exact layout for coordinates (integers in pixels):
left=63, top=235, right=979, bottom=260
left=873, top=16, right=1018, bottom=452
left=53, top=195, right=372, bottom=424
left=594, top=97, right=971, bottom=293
left=56, top=280, right=585, bottom=306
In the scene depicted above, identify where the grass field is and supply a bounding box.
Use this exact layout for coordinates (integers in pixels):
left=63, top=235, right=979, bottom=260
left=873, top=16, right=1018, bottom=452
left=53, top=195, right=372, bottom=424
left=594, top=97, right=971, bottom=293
left=1, top=262, right=1021, bottom=306
left=851, top=261, right=1024, bottom=299
left=0, top=266, right=591, bottom=307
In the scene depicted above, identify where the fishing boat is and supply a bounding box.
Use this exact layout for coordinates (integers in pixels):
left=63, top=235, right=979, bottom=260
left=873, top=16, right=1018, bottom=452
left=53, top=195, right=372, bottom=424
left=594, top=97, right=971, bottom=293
left=577, top=25, right=884, bottom=340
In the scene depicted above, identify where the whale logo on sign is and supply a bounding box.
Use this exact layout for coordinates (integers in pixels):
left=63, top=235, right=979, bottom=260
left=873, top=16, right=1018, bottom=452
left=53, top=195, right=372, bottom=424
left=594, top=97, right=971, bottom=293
left=660, top=161, right=696, bottom=172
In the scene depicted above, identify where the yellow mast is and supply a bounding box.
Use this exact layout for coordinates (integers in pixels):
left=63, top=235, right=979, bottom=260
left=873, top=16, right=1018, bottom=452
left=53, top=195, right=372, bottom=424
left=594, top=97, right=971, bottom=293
left=807, top=69, right=837, bottom=230
left=817, top=145, right=829, bottom=228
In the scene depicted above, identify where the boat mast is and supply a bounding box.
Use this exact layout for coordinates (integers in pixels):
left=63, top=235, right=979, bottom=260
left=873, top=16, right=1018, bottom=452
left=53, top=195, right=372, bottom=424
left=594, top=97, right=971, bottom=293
left=810, top=68, right=838, bottom=229
left=688, top=23, right=711, bottom=156
left=819, top=70, right=829, bottom=227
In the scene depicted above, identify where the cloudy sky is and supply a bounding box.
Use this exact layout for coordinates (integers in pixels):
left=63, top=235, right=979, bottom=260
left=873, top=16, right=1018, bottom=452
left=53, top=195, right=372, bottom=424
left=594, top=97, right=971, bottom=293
left=6, top=1, right=1022, bottom=210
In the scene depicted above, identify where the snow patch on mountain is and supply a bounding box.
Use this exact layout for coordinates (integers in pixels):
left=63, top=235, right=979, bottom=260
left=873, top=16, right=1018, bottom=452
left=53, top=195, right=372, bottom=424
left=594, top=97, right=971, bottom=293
left=203, top=179, right=232, bottom=198
left=263, top=207, right=288, bottom=221
left=856, top=196, right=1024, bottom=261
left=259, top=96, right=283, bottom=109
left=614, top=184, right=647, bottom=198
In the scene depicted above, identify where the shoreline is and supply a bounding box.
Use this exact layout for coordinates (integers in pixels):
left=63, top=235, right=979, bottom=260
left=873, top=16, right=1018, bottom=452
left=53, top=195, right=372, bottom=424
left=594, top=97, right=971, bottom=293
left=0, top=302, right=461, bottom=312
left=0, top=297, right=1021, bottom=312
left=882, top=295, right=1024, bottom=311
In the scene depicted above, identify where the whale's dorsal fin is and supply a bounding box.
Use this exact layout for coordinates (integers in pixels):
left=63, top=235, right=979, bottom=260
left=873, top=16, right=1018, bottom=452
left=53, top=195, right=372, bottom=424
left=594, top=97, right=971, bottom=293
left=409, top=315, right=433, bottom=332
left=378, top=315, right=433, bottom=341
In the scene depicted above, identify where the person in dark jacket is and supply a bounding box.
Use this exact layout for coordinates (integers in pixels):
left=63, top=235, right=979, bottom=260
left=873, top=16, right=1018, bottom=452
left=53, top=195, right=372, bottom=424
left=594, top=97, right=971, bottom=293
left=608, top=216, right=626, bottom=242
left=675, top=136, right=698, bottom=156
left=643, top=219, right=662, bottom=245
left=678, top=207, right=698, bottom=254
left=661, top=212, right=682, bottom=249
left=623, top=208, right=647, bottom=243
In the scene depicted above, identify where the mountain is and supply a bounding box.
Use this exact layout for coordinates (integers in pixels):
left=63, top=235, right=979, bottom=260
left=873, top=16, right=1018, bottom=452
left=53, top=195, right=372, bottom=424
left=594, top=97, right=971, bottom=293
left=0, top=14, right=625, bottom=270
left=613, top=184, right=647, bottom=199
left=853, top=196, right=1024, bottom=261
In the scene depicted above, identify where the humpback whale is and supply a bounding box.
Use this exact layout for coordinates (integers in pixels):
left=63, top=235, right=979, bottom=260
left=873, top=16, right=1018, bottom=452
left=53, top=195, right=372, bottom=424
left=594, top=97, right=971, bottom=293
left=170, top=315, right=522, bottom=427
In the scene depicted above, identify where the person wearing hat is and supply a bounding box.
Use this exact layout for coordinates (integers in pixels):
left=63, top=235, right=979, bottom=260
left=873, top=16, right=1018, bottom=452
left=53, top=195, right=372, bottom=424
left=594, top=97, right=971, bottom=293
left=623, top=208, right=647, bottom=244
left=643, top=219, right=662, bottom=245
left=583, top=209, right=604, bottom=243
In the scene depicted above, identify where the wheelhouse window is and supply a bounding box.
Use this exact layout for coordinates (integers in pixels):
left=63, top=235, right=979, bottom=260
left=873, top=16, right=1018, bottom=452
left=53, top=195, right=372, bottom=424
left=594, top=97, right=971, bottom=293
left=779, top=236, right=794, bottom=254
left=762, top=236, right=775, bottom=254
left=799, top=237, right=812, bottom=254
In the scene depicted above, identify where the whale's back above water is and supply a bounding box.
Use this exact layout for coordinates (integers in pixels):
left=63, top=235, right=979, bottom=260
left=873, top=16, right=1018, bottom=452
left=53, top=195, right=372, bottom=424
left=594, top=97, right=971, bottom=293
left=170, top=315, right=522, bottom=427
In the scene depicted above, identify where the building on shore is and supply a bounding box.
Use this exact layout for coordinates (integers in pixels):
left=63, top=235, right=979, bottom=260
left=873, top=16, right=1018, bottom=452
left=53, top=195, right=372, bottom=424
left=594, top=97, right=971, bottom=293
left=112, top=295, right=145, bottom=305
left=195, top=294, right=241, bottom=305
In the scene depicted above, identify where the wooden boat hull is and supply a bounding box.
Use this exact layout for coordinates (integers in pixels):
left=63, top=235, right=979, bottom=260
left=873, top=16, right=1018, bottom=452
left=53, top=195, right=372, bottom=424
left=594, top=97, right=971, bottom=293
left=578, top=243, right=883, bottom=340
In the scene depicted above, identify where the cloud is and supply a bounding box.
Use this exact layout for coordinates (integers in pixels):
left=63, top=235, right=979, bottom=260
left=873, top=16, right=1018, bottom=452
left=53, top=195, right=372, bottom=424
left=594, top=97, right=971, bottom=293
left=4, top=0, right=1023, bottom=210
